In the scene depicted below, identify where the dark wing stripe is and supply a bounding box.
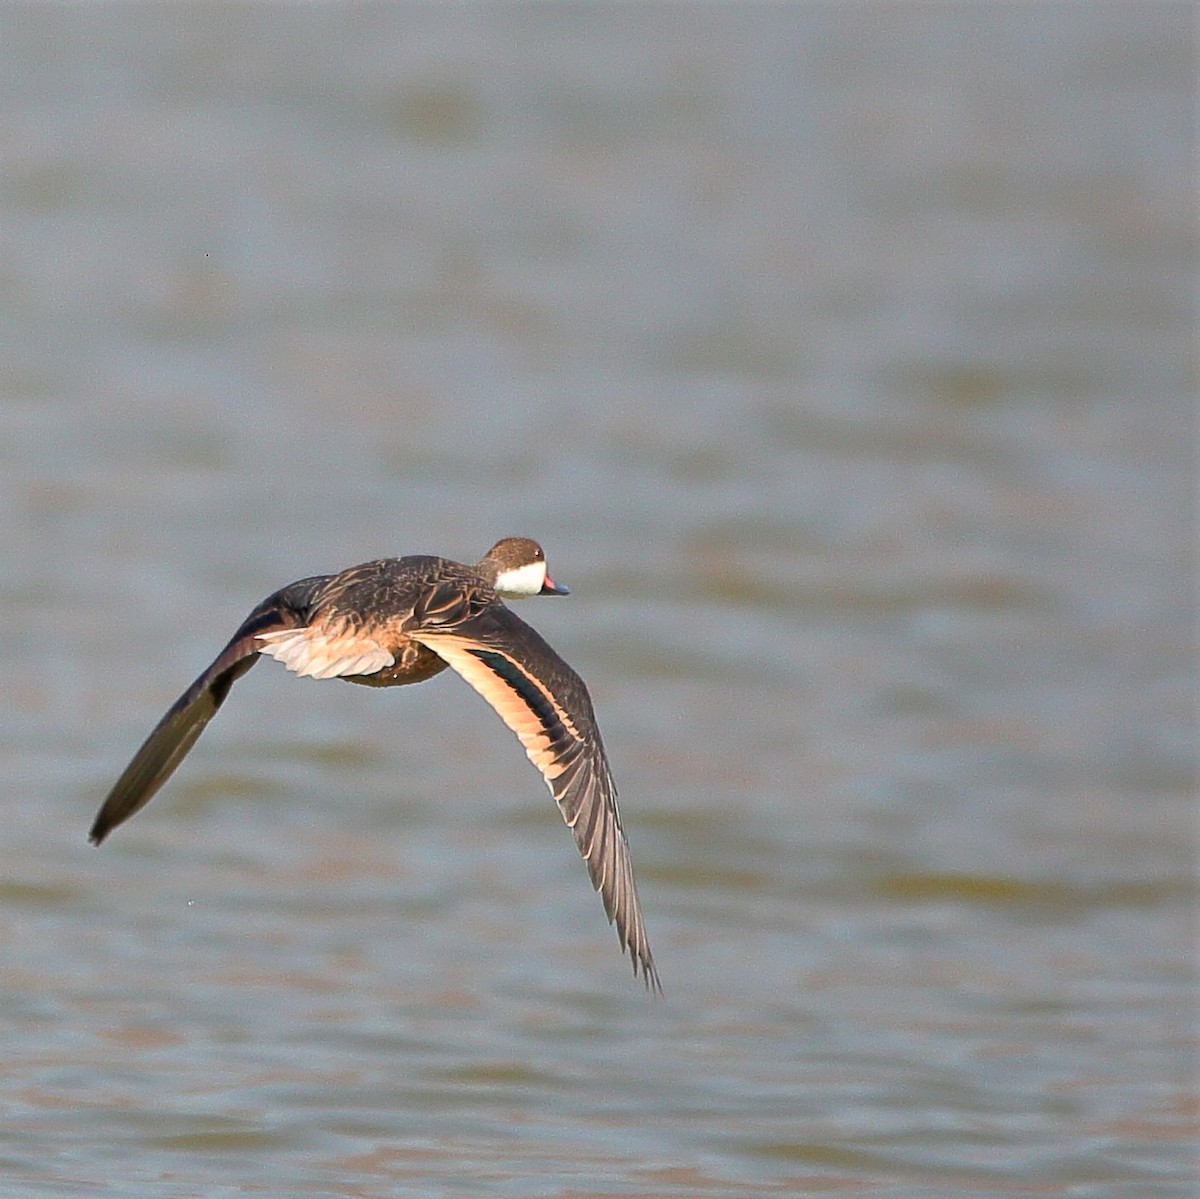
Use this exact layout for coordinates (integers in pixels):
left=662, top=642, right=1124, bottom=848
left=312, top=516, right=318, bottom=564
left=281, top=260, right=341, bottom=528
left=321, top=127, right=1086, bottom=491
left=468, top=648, right=577, bottom=763
left=88, top=577, right=328, bottom=846
left=411, top=621, right=659, bottom=991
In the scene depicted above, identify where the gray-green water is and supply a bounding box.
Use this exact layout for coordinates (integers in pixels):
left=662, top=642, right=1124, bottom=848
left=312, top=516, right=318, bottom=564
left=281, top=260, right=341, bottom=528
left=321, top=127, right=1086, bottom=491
left=0, top=5, right=1194, bottom=1197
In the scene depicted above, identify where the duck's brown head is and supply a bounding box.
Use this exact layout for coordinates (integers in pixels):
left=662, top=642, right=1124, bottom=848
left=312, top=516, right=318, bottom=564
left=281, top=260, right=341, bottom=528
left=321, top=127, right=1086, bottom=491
left=479, top=537, right=570, bottom=599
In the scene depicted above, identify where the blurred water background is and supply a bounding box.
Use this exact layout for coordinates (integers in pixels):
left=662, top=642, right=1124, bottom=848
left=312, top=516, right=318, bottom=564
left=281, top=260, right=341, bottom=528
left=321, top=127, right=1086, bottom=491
left=0, top=4, right=1194, bottom=1197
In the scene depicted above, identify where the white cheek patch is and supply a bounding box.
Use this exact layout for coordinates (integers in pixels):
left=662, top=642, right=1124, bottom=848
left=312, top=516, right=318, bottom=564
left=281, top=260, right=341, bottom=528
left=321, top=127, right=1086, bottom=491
left=494, top=560, right=547, bottom=598
left=256, top=628, right=395, bottom=679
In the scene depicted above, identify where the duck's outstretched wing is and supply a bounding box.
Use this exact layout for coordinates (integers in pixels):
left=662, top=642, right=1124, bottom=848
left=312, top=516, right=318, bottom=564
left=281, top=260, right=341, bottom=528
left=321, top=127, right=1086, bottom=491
left=409, top=593, right=660, bottom=991
left=88, top=576, right=331, bottom=846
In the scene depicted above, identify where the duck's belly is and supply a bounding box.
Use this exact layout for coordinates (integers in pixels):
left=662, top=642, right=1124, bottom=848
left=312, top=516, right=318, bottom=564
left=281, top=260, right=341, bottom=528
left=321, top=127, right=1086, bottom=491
left=342, top=637, right=447, bottom=687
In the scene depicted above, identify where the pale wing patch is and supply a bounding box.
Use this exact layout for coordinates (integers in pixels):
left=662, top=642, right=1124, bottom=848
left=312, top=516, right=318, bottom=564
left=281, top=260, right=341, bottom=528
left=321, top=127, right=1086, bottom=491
left=411, top=634, right=565, bottom=784
left=256, top=627, right=394, bottom=680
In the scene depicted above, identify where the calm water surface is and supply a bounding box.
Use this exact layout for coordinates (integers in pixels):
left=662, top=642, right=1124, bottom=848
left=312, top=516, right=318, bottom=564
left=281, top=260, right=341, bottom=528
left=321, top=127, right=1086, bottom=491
left=0, top=5, right=1193, bottom=1198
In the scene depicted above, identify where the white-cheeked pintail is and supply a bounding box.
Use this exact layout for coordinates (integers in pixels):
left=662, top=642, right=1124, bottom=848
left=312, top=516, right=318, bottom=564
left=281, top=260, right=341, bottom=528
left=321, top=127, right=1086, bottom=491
left=89, top=537, right=659, bottom=991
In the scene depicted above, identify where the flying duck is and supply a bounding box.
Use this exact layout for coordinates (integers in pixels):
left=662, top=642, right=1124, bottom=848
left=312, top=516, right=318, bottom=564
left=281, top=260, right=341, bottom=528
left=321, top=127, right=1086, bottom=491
left=89, top=538, right=659, bottom=991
